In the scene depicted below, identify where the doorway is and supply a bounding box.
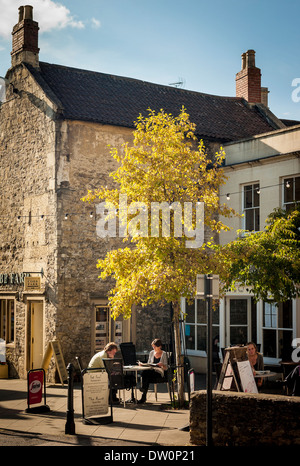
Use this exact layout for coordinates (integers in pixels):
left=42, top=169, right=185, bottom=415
left=26, top=300, right=44, bottom=370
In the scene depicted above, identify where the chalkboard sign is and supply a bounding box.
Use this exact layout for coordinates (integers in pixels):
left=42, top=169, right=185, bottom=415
left=217, top=346, right=258, bottom=393
left=42, top=340, right=68, bottom=385
left=83, top=370, right=109, bottom=418
left=237, top=360, right=258, bottom=393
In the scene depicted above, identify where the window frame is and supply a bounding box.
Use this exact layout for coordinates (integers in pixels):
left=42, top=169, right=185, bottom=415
left=183, top=297, right=220, bottom=356
left=0, top=298, right=15, bottom=344
left=282, top=175, right=300, bottom=212
left=94, top=303, right=110, bottom=353
left=242, top=182, right=260, bottom=232
left=262, top=301, right=294, bottom=360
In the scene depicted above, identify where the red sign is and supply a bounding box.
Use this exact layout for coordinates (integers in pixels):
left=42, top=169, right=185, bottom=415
left=28, top=370, right=44, bottom=405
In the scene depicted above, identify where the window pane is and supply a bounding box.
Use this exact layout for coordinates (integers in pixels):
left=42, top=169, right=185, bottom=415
left=185, top=324, right=195, bottom=350
left=230, top=299, right=248, bottom=325
left=0, top=300, right=4, bottom=339
left=254, top=207, right=260, bottom=230
left=95, top=307, right=107, bottom=322
left=9, top=300, right=14, bottom=343
left=253, top=184, right=260, bottom=207
left=245, top=209, right=254, bottom=230
left=244, top=185, right=253, bottom=208
left=278, top=330, right=293, bottom=360
left=264, top=302, right=277, bottom=328
left=230, top=326, right=248, bottom=346
left=197, top=326, right=206, bottom=351
left=196, top=299, right=206, bottom=324
left=284, top=180, right=294, bottom=203
left=212, top=301, right=219, bottom=325
left=284, top=176, right=300, bottom=205
left=278, top=301, right=292, bottom=329
left=264, top=314, right=271, bottom=327
left=251, top=299, right=257, bottom=344
left=263, top=329, right=276, bottom=357
left=185, top=301, right=195, bottom=323
left=95, top=305, right=109, bottom=351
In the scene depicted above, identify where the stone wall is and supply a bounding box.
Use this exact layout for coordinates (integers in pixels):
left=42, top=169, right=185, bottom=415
left=54, top=120, right=133, bottom=367
left=135, top=301, right=172, bottom=353
left=190, top=390, right=300, bottom=446
left=0, top=63, right=58, bottom=378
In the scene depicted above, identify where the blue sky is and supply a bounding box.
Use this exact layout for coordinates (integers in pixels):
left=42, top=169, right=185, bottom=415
left=0, top=0, right=300, bottom=120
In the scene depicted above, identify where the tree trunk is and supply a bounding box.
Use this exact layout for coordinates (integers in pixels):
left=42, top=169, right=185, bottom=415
left=172, top=300, right=185, bottom=408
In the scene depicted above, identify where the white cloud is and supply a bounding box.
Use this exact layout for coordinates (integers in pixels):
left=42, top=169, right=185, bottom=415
left=0, top=0, right=85, bottom=39
left=91, top=17, right=101, bottom=29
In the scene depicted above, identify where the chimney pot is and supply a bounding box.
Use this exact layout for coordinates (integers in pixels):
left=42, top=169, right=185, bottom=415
left=24, top=5, right=33, bottom=20
left=235, top=49, right=262, bottom=104
left=246, top=49, right=256, bottom=68
left=18, top=6, right=24, bottom=22
left=241, top=53, right=246, bottom=70
left=11, top=5, right=39, bottom=68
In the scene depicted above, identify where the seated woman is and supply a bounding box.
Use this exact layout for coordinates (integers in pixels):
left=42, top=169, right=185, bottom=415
left=247, top=341, right=264, bottom=387
left=138, top=338, right=168, bottom=404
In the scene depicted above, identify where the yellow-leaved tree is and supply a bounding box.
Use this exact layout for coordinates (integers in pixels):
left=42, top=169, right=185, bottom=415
left=83, top=108, right=234, bottom=407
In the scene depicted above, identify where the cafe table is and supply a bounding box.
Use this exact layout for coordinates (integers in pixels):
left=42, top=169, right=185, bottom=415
left=123, top=365, right=154, bottom=402
left=254, top=370, right=278, bottom=379
left=280, top=361, right=299, bottom=379
left=254, top=370, right=279, bottom=390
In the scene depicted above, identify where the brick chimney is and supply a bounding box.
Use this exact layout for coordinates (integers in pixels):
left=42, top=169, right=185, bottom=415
left=235, top=50, right=262, bottom=104
left=11, top=5, right=39, bottom=68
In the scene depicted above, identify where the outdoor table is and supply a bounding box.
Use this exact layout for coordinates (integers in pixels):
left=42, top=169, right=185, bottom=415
left=123, top=365, right=152, bottom=402
left=254, top=371, right=278, bottom=379
left=280, top=361, right=299, bottom=377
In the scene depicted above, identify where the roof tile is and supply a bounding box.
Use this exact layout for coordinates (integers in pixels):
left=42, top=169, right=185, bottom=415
left=27, top=62, right=280, bottom=142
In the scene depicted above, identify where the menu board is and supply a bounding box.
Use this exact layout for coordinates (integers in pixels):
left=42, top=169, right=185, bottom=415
left=42, top=340, right=67, bottom=385
left=222, top=362, right=235, bottom=390
left=237, top=360, right=258, bottom=393
left=83, top=371, right=109, bottom=418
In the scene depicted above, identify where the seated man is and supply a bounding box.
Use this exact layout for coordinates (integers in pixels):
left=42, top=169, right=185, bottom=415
left=88, top=342, right=119, bottom=404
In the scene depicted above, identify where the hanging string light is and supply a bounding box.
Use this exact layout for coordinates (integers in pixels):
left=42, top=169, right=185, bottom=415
left=0, top=179, right=297, bottom=222
left=221, top=179, right=293, bottom=202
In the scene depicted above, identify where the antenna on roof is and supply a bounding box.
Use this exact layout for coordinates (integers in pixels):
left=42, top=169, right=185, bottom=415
left=169, top=77, right=185, bottom=89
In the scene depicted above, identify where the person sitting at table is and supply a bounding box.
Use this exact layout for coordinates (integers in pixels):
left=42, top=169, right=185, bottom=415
left=138, top=338, right=168, bottom=404
left=88, top=342, right=120, bottom=403
left=247, top=341, right=264, bottom=387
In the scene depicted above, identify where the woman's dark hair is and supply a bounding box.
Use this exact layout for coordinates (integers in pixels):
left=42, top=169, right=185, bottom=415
left=246, top=341, right=258, bottom=351
left=152, top=338, right=162, bottom=348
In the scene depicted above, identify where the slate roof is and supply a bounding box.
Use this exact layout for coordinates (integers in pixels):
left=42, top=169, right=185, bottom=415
left=27, top=61, right=281, bottom=142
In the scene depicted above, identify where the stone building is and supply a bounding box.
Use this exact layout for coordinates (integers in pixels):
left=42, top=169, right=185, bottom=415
left=0, top=6, right=291, bottom=380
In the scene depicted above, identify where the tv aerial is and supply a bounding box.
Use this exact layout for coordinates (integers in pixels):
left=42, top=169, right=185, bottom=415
left=169, top=77, right=185, bottom=89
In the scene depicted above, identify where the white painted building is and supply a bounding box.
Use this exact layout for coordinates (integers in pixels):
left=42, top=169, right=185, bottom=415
left=185, top=124, right=300, bottom=372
